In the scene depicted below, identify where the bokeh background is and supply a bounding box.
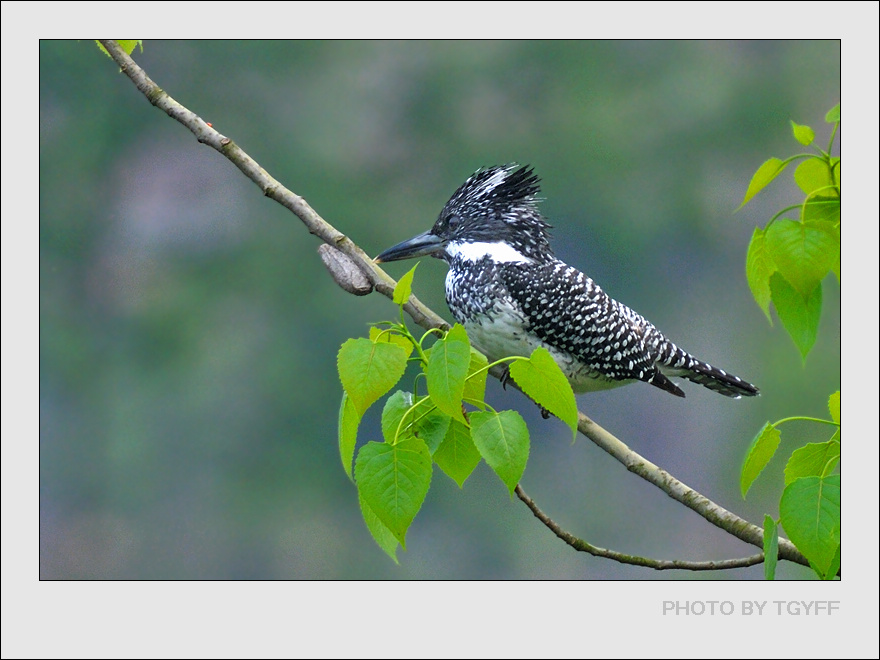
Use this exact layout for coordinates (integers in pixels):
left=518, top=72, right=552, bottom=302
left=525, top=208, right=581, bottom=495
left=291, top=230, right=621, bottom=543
left=39, top=40, right=840, bottom=579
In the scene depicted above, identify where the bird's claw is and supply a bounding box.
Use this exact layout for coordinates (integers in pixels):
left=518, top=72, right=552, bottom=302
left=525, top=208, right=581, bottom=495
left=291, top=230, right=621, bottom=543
left=500, top=365, right=511, bottom=390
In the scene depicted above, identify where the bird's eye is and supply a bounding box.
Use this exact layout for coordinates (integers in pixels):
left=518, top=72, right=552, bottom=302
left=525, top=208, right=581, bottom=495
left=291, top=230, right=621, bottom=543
left=447, top=214, right=462, bottom=230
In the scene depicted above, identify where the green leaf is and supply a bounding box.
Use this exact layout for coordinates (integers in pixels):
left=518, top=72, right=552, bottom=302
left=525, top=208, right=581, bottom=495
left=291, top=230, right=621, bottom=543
left=764, top=219, right=838, bottom=296
left=824, top=545, right=841, bottom=581
left=824, top=103, right=840, bottom=123
left=745, top=227, right=777, bottom=323
left=96, top=40, right=143, bottom=58
left=426, top=324, right=472, bottom=422
left=338, top=337, right=409, bottom=416
left=382, top=392, right=450, bottom=452
left=779, top=475, right=840, bottom=580
left=784, top=441, right=841, bottom=486
left=393, top=263, right=419, bottom=305
left=462, top=349, right=489, bottom=403
left=338, top=393, right=361, bottom=481
left=828, top=391, right=840, bottom=424
left=802, top=197, right=840, bottom=227
left=434, top=418, right=482, bottom=487
left=769, top=273, right=822, bottom=361
left=763, top=515, right=778, bottom=581
left=739, top=157, right=787, bottom=208
left=119, top=40, right=143, bottom=55
left=509, top=347, right=578, bottom=439
left=470, top=410, right=529, bottom=496
left=740, top=422, right=781, bottom=498
left=790, top=120, right=815, bottom=146
left=358, top=491, right=400, bottom=563
left=369, top=327, right=414, bottom=358
left=355, top=439, right=432, bottom=548
left=412, top=405, right=453, bottom=454
left=381, top=391, right=414, bottom=444
left=794, top=158, right=836, bottom=198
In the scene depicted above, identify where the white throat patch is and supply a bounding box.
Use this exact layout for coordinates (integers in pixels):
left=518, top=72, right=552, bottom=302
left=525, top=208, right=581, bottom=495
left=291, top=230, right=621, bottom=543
left=446, top=241, right=532, bottom=264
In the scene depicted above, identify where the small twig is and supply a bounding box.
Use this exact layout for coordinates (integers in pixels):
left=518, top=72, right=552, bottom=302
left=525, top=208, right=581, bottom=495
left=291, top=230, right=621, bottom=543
left=98, top=40, right=811, bottom=572
left=514, top=485, right=766, bottom=571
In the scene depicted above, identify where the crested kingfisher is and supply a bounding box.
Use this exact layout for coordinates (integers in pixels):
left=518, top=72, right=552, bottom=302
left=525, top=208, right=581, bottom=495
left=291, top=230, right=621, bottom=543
left=375, top=164, right=758, bottom=399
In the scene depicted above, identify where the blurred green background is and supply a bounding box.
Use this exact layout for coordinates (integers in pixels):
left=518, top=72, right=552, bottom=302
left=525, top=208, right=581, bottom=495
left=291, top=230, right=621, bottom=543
left=39, top=40, right=840, bottom=579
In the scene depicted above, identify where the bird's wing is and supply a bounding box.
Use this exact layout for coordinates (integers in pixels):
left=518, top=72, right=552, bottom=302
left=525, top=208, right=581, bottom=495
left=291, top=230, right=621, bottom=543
left=497, top=260, right=682, bottom=394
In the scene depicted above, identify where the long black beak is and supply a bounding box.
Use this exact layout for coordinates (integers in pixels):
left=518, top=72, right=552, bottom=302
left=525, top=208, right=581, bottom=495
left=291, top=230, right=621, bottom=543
left=375, top=231, right=446, bottom=263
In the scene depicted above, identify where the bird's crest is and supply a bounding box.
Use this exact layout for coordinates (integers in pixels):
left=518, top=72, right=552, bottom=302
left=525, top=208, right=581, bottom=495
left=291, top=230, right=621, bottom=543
left=445, top=164, right=542, bottom=222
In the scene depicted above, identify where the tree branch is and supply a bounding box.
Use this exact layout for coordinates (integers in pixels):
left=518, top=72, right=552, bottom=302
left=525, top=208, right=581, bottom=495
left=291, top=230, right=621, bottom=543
left=98, top=40, right=810, bottom=572
left=514, top=485, right=766, bottom=571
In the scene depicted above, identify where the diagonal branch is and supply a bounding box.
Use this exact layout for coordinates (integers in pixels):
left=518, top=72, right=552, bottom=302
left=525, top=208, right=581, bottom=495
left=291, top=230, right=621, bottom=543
left=98, top=40, right=810, bottom=571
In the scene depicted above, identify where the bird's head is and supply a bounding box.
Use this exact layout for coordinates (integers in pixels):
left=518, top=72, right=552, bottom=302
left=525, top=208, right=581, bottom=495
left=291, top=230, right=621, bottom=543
left=375, top=164, right=554, bottom=266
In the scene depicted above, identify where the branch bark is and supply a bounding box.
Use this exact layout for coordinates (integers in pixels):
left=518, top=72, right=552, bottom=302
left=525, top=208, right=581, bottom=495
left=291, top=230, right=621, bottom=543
left=98, top=40, right=811, bottom=572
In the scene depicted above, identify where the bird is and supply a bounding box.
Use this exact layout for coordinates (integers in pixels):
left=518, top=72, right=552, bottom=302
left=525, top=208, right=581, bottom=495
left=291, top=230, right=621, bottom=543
left=375, top=164, right=758, bottom=399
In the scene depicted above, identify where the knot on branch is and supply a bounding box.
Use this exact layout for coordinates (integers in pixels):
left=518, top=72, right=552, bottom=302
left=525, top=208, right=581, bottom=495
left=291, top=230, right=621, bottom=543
left=318, top=243, right=374, bottom=296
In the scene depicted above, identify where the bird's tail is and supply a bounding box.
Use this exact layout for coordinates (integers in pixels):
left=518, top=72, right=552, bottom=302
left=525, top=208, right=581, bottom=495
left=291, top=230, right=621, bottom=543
left=675, top=360, right=759, bottom=398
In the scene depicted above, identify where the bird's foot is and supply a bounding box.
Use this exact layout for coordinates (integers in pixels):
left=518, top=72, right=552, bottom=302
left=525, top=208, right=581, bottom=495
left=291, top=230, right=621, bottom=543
left=499, top=365, right=549, bottom=418
left=500, top=365, right=512, bottom=390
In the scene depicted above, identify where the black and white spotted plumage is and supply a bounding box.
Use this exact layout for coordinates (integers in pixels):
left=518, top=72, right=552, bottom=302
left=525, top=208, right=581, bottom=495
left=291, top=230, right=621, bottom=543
left=376, top=164, right=758, bottom=399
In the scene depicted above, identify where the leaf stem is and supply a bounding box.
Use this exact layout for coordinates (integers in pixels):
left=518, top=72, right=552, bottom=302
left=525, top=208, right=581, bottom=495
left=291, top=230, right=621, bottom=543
left=467, top=355, right=528, bottom=383
left=773, top=415, right=839, bottom=428
left=826, top=121, right=839, bottom=155
left=462, top=397, right=494, bottom=414
left=394, top=395, right=434, bottom=444
left=766, top=203, right=806, bottom=227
